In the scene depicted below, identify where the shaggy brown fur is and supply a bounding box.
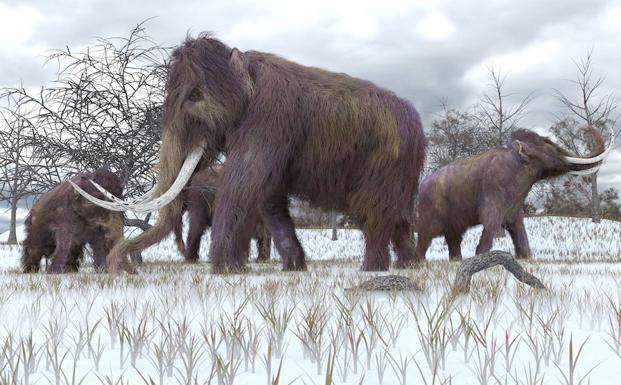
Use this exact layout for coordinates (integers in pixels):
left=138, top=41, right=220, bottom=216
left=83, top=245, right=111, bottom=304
left=22, top=168, right=124, bottom=273
left=416, top=127, right=605, bottom=261
left=173, top=167, right=271, bottom=262
left=105, top=34, right=426, bottom=273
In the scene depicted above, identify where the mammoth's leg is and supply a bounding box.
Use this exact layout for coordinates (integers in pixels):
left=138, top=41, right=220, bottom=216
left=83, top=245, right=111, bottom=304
left=445, top=231, right=463, bottom=261
left=173, top=213, right=186, bottom=256
left=392, top=220, right=417, bottom=268
left=261, top=195, right=306, bottom=271
left=362, top=226, right=392, bottom=271
left=89, top=234, right=108, bottom=271
left=506, top=210, right=531, bottom=259
left=21, top=244, right=45, bottom=273
left=209, top=146, right=292, bottom=273
left=92, top=213, right=125, bottom=271
left=414, top=231, right=433, bottom=262
left=47, top=228, right=75, bottom=273
left=65, top=246, right=84, bottom=273
left=185, top=205, right=211, bottom=263
left=255, top=223, right=271, bottom=262
left=475, top=205, right=503, bottom=255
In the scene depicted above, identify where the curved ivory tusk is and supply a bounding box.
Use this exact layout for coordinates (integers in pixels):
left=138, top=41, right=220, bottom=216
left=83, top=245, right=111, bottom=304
left=69, top=181, right=131, bottom=211
left=88, top=180, right=126, bottom=203
left=127, top=186, right=158, bottom=204
left=569, top=166, right=600, bottom=176
left=70, top=147, right=204, bottom=213
left=88, top=180, right=157, bottom=205
left=563, top=126, right=616, bottom=164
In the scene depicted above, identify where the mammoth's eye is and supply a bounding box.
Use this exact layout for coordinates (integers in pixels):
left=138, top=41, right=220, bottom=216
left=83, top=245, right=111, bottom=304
left=188, top=88, right=203, bottom=102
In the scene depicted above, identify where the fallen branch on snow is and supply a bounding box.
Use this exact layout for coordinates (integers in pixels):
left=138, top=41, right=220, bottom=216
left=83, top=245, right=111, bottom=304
left=451, top=250, right=545, bottom=295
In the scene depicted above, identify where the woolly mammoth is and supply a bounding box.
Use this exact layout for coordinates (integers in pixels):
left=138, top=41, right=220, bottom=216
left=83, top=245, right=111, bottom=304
left=22, top=168, right=124, bottom=273
left=173, top=166, right=272, bottom=262
left=73, top=34, right=427, bottom=273
left=415, top=126, right=613, bottom=261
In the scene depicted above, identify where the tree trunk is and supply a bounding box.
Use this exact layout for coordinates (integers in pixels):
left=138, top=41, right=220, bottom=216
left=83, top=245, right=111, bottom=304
left=6, top=196, right=18, bottom=245
left=591, top=172, right=601, bottom=223
left=330, top=211, right=338, bottom=241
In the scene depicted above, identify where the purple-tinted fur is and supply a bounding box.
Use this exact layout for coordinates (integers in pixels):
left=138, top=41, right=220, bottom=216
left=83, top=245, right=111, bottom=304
left=22, top=168, right=124, bottom=273
left=416, top=127, right=605, bottom=261
left=172, top=167, right=271, bottom=262
left=104, top=34, right=427, bottom=273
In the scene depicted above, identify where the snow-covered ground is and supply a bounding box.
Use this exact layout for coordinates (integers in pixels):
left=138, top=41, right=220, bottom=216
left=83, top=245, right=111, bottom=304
left=0, top=216, right=620, bottom=384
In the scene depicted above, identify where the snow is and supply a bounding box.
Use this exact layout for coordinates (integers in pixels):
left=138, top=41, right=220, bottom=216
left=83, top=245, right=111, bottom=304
left=0, top=224, right=26, bottom=243
left=0, top=216, right=620, bottom=384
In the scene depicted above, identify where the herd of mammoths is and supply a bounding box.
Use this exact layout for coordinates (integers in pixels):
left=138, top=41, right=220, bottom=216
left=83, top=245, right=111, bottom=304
left=20, top=33, right=614, bottom=274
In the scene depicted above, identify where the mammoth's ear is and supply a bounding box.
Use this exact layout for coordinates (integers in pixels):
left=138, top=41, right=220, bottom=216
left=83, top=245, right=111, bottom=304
left=511, top=140, right=531, bottom=162
left=229, top=48, right=254, bottom=96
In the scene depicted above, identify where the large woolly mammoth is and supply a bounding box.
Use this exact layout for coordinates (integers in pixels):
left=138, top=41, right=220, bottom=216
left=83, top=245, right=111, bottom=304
left=22, top=168, right=124, bottom=273
left=415, top=126, right=613, bottom=261
left=173, top=166, right=271, bottom=262
left=72, top=34, right=427, bottom=273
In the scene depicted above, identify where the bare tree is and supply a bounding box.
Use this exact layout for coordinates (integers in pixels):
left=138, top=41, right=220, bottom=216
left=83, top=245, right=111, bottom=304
left=1, top=22, right=168, bottom=263
left=4, top=22, right=167, bottom=246
left=477, top=68, right=535, bottom=149
left=477, top=68, right=535, bottom=238
left=330, top=211, right=338, bottom=241
left=426, top=103, right=484, bottom=171
left=554, top=50, right=618, bottom=223
left=0, top=93, right=56, bottom=243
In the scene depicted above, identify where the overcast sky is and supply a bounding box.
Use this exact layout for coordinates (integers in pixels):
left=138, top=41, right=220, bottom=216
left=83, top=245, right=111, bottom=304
left=0, top=0, right=620, bottom=229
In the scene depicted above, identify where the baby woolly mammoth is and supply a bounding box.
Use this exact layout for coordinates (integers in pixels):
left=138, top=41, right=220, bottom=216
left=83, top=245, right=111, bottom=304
left=22, top=168, right=124, bottom=273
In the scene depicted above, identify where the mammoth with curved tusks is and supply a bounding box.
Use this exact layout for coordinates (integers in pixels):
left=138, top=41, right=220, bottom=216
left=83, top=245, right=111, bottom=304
left=71, top=33, right=427, bottom=273
left=415, top=126, right=614, bottom=261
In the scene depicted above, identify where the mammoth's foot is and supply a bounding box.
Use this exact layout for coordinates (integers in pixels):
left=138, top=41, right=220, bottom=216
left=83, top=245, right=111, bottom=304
left=47, top=263, right=78, bottom=274
left=282, top=258, right=307, bottom=271
left=361, top=257, right=390, bottom=272
left=211, top=261, right=249, bottom=274
left=46, top=265, right=67, bottom=274
left=393, top=258, right=422, bottom=269
left=106, top=255, right=138, bottom=274
left=361, top=246, right=391, bottom=271
left=211, top=265, right=249, bottom=274
left=22, top=265, right=40, bottom=274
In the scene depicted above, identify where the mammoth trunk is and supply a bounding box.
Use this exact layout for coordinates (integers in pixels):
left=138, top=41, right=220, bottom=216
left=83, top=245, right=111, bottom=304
left=105, top=128, right=208, bottom=272
left=139, top=129, right=194, bottom=246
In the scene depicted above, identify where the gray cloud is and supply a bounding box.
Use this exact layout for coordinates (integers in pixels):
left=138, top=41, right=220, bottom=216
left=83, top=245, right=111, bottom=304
left=1, top=0, right=619, bottom=193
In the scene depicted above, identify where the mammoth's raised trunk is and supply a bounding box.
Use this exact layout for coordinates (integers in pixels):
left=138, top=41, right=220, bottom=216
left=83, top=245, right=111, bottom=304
left=564, top=126, right=613, bottom=176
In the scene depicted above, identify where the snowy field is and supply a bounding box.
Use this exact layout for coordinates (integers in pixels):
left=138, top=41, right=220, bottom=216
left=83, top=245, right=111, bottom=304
left=0, top=216, right=620, bottom=384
